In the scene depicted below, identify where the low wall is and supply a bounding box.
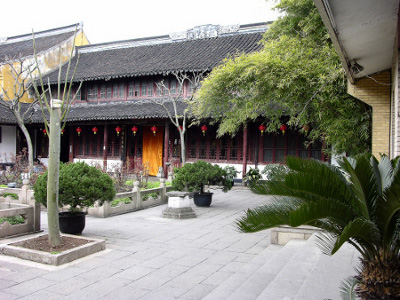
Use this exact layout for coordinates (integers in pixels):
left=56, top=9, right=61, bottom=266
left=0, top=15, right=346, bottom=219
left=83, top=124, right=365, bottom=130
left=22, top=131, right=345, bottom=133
left=0, top=203, right=35, bottom=238
left=0, top=180, right=41, bottom=238
left=88, top=179, right=172, bottom=218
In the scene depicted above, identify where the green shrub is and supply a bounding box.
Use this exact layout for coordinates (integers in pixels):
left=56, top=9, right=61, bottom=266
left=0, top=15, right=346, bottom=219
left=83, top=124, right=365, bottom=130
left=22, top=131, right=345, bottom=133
left=172, top=161, right=232, bottom=193
left=34, top=162, right=116, bottom=212
left=0, top=216, right=25, bottom=225
left=111, top=197, right=132, bottom=207
left=243, top=167, right=261, bottom=184
left=261, top=164, right=289, bottom=182
left=2, top=193, right=19, bottom=200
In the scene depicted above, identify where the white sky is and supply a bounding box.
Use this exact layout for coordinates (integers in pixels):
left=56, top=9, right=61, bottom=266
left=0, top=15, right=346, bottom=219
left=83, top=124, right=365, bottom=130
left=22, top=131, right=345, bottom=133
left=0, top=0, right=281, bottom=44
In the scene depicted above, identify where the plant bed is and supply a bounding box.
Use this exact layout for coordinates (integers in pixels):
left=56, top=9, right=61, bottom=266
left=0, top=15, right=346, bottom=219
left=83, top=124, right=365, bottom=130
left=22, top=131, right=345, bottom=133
left=0, top=234, right=105, bottom=266
left=0, top=203, right=35, bottom=238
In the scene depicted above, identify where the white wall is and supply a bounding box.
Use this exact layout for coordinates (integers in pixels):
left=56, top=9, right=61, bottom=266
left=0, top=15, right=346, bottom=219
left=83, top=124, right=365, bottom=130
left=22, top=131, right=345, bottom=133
left=73, top=158, right=122, bottom=172
left=0, top=126, right=16, bottom=163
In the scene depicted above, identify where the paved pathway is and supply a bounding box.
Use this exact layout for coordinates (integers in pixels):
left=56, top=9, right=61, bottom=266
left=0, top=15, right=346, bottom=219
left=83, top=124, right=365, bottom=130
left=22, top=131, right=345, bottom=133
left=0, top=188, right=274, bottom=300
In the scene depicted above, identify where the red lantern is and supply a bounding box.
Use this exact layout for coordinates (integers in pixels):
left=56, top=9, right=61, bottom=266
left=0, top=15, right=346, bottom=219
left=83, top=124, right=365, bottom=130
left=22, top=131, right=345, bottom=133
left=201, top=125, right=208, bottom=136
left=177, top=125, right=183, bottom=131
left=258, top=124, right=266, bottom=136
left=131, top=126, right=138, bottom=136
left=151, top=125, right=158, bottom=136
left=92, top=127, right=98, bottom=135
left=76, top=127, right=82, bottom=136
left=302, top=124, right=310, bottom=133
left=61, top=129, right=65, bottom=135
left=42, top=129, right=47, bottom=136
left=280, top=124, right=287, bottom=135
left=115, top=126, right=122, bottom=136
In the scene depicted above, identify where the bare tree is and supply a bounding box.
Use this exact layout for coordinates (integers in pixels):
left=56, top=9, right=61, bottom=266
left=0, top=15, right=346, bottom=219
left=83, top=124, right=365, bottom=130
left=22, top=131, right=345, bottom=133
left=29, top=29, right=82, bottom=247
left=0, top=56, right=37, bottom=173
left=153, top=71, right=204, bottom=165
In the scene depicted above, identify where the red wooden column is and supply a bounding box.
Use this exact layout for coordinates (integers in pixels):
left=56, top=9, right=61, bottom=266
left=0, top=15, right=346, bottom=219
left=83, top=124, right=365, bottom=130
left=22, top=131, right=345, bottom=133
left=242, top=126, right=248, bottom=181
left=163, top=121, right=170, bottom=178
left=103, top=124, right=108, bottom=171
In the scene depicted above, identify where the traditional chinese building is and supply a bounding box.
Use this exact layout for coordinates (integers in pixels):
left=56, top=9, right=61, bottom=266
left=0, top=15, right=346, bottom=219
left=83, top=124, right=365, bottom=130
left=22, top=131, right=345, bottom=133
left=1, top=23, right=325, bottom=177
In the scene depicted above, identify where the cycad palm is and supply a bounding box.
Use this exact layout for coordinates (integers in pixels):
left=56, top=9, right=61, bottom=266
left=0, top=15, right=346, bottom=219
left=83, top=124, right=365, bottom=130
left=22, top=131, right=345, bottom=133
left=237, top=154, right=400, bottom=299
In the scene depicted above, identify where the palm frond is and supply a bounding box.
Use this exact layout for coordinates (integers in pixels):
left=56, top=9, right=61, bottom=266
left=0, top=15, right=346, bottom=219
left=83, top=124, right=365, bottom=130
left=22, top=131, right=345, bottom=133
left=314, top=231, right=338, bottom=255
left=377, top=183, right=400, bottom=245
left=337, top=155, right=377, bottom=218
left=236, top=199, right=298, bottom=233
left=289, top=198, right=357, bottom=229
left=332, top=217, right=380, bottom=255
left=250, top=164, right=354, bottom=208
left=374, top=155, right=393, bottom=192
left=286, top=156, right=353, bottom=201
left=340, top=276, right=358, bottom=300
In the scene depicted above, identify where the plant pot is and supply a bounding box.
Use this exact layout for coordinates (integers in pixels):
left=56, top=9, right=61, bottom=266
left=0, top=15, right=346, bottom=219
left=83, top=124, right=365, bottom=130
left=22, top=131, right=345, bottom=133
left=59, top=211, right=86, bottom=235
left=193, top=192, right=214, bottom=207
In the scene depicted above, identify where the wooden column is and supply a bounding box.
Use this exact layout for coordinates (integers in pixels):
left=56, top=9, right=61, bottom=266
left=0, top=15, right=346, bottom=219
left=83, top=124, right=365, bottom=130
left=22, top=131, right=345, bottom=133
left=254, top=127, right=259, bottom=168
left=103, top=124, right=108, bottom=171
left=242, top=126, right=248, bottom=181
left=163, top=121, right=170, bottom=178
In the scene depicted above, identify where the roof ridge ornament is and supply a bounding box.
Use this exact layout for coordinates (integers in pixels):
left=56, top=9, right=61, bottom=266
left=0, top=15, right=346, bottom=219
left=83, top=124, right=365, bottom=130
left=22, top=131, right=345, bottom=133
left=170, top=24, right=240, bottom=41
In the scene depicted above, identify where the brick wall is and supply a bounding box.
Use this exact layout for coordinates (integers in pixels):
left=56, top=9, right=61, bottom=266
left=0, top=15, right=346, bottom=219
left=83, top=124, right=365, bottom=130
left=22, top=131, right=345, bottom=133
left=391, top=48, right=399, bottom=158
left=347, top=71, right=391, bottom=158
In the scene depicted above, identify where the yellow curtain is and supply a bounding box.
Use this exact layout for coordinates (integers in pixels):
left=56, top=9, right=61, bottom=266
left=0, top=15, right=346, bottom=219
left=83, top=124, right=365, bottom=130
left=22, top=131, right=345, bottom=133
left=143, top=126, right=164, bottom=176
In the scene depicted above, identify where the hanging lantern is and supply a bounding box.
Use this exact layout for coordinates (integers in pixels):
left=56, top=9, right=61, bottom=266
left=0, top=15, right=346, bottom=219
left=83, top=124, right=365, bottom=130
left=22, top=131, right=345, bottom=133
left=258, top=124, right=266, bottom=136
left=302, top=124, right=310, bottom=133
left=115, top=126, right=122, bottom=136
left=42, top=129, right=47, bottom=136
left=61, top=129, right=65, bottom=135
left=178, top=125, right=183, bottom=131
left=201, top=125, right=208, bottom=136
left=151, top=125, right=158, bottom=136
left=280, top=124, right=287, bottom=135
left=131, top=126, right=138, bottom=136
left=92, top=127, right=98, bottom=135
left=76, top=127, right=82, bottom=136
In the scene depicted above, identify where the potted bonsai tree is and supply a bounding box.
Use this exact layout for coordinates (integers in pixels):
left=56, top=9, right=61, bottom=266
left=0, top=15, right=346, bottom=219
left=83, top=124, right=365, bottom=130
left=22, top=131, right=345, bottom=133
left=34, top=162, right=116, bottom=234
left=172, top=161, right=232, bottom=207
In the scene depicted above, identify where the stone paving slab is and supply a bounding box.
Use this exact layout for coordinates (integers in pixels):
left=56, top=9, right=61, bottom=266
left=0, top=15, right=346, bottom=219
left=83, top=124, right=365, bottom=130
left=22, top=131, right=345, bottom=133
left=0, top=189, right=279, bottom=299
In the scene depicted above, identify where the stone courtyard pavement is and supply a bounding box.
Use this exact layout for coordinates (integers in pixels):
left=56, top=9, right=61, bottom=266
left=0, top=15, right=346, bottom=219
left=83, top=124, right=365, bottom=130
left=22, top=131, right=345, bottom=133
left=0, top=188, right=275, bottom=299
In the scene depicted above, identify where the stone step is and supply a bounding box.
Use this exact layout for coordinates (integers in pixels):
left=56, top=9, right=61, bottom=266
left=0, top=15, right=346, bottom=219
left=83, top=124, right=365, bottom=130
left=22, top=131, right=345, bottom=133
left=227, top=239, right=308, bottom=300
left=256, top=235, right=359, bottom=300
left=202, top=244, right=282, bottom=300
left=295, top=240, right=359, bottom=300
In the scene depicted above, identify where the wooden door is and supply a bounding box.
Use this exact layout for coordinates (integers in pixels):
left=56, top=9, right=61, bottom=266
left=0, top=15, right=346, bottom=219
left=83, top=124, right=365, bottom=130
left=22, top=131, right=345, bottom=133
left=142, top=126, right=164, bottom=176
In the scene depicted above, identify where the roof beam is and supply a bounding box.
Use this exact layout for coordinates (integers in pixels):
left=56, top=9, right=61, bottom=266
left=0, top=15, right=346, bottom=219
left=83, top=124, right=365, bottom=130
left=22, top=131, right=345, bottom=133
left=313, top=0, right=355, bottom=83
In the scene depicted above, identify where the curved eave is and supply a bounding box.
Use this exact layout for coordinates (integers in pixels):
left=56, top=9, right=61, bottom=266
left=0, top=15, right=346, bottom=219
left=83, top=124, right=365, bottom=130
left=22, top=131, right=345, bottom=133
left=313, top=0, right=399, bottom=83
left=45, top=67, right=213, bottom=85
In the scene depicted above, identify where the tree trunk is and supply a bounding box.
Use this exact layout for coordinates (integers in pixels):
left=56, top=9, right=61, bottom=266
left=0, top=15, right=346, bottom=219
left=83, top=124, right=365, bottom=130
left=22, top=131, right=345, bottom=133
left=15, top=118, right=34, bottom=174
left=356, top=252, right=400, bottom=299
left=179, top=130, right=186, bottom=165
left=46, top=99, right=62, bottom=247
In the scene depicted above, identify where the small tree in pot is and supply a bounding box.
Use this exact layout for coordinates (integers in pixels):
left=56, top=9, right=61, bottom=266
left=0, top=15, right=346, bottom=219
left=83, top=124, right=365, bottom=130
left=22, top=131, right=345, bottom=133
left=34, top=162, right=116, bottom=234
left=172, top=161, right=232, bottom=206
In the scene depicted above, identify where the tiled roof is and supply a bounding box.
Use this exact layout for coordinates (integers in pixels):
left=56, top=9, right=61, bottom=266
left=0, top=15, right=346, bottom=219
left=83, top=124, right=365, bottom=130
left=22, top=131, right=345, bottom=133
left=0, top=100, right=185, bottom=124
left=43, top=25, right=266, bottom=83
left=66, top=100, right=186, bottom=122
left=0, top=24, right=80, bottom=64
